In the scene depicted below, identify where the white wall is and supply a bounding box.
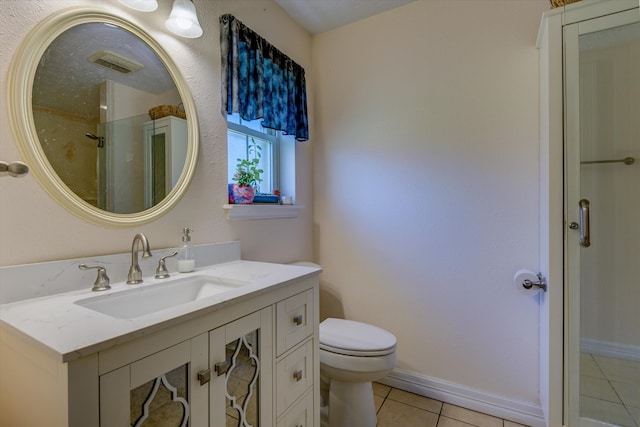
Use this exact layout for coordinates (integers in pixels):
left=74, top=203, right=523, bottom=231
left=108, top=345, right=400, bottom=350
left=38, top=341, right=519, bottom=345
left=0, top=0, right=314, bottom=266
left=313, top=0, right=548, bottom=415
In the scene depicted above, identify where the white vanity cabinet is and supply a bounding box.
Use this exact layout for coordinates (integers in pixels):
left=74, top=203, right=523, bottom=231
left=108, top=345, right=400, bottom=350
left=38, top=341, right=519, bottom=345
left=275, top=290, right=315, bottom=426
left=0, top=272, right=319, bottom=427
left=100, top=308, right=274, bottom=427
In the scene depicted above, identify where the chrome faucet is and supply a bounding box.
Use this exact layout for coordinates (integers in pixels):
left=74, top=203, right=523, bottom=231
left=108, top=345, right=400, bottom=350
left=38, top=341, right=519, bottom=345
left=127, top=233, right=152, bottom=284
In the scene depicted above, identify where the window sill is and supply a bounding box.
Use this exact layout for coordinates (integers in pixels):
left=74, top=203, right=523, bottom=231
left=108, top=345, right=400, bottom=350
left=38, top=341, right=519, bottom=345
left=223, top=204, right=303, bottom=220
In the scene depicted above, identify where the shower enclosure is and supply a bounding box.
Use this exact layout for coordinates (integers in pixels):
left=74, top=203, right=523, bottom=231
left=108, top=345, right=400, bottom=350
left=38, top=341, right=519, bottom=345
left=93, top=113, right=187, bottom=214
left=564, top=5, right=640, bottom=427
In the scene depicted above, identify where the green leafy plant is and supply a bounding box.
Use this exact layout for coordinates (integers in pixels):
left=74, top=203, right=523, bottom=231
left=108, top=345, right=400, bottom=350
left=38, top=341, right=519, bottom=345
left=233, top=138, right=264, bottom=189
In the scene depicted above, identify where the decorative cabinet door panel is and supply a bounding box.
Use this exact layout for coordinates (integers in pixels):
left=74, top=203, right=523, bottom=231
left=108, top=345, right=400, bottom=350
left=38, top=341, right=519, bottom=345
left=210, top=307, right=273, bottom=427
left=100, top=334, right=208, bottom=426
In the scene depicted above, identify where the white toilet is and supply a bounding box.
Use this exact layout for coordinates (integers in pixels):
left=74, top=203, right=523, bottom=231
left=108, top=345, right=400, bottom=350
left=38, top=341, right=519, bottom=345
left=319, top=318, right=397, bottom=427
left=289, top=262, right=397, bottom=427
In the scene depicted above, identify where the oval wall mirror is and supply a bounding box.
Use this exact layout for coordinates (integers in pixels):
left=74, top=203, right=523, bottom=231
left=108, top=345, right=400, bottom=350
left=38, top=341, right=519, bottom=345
left=8, top=6, right=199, bottom=227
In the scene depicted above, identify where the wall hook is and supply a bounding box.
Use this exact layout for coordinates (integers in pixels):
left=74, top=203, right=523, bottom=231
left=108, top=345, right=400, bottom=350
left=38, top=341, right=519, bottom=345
left=0, top=161, right=29, bottom=177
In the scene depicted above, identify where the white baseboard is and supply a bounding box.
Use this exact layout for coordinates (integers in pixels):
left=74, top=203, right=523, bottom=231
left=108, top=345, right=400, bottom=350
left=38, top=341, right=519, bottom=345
left=378, top=368, right=546, bottom=427
left=580, top=338, right=640, bottom=362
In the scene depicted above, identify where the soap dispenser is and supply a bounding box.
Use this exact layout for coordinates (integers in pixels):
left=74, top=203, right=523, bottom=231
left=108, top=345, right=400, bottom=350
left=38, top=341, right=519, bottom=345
left=178, top=227, right=195, bottom=273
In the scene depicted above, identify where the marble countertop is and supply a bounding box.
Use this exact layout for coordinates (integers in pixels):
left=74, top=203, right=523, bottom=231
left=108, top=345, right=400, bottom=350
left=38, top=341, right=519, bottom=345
left=0, top=260, right=320, bottom=363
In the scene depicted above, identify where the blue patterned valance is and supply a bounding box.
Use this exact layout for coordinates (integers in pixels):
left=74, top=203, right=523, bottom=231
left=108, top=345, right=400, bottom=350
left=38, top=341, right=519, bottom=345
left=220, top=14, right=309, bottom=141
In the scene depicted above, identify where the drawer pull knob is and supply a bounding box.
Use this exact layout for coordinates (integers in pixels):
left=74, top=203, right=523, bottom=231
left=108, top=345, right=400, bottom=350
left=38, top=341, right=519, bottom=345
left=293, top=369, right=303, bottom=382
left=293, top=314, right=303, bottom=325
left=197, top=369, right=211, bottom=385
left=215, top=361, right=230, bottom=376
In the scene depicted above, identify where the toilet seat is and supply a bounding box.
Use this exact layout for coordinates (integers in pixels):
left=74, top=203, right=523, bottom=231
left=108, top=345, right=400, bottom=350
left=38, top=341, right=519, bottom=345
left=320, top=318, right=396, bottom=357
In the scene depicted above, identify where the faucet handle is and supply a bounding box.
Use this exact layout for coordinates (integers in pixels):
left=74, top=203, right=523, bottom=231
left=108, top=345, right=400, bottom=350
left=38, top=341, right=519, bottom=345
left=155, top=251, right=178, bottom=279
left=79, top=264, right=111, bottom=292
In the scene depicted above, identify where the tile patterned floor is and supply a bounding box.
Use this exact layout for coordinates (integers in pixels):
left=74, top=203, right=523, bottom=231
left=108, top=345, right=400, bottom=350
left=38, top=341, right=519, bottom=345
left=334, top=354, right=640, bottom=427
left=580, top=353, right=640, bottom=427
left=372, top=383, right=528, bottom=427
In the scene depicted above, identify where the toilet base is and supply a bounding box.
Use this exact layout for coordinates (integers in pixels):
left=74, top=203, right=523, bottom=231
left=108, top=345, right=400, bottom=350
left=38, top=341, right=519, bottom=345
left=328, top=379, right=376, bottom=427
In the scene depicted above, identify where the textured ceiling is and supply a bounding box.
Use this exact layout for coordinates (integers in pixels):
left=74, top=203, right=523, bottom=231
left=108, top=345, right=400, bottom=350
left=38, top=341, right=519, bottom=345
left=274, top=0, right=417, bottom=34
left=33, top=22, right=174, bottom=120
left=33, top=1, right=419, bottom=119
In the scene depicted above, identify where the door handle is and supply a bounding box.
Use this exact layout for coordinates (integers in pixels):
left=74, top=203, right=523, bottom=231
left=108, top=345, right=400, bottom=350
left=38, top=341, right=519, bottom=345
left=579, top=199, right=590, bottom=248
left=215, top=360, right=230, bottom=376
left=197, top=369, right=211, bottom=385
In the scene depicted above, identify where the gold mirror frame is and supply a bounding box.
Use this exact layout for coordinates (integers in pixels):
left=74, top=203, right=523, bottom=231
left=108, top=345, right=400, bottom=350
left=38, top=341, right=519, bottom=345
left=7, top=6, right=199, bottom=227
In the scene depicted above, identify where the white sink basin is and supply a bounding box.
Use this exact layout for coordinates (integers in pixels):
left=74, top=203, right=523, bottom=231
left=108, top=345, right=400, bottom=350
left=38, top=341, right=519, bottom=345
left=74, top=275, right=249, bottom=319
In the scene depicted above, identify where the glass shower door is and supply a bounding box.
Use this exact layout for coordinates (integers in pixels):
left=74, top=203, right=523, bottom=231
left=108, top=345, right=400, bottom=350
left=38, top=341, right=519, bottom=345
left=564, top=9, right=640, bottom=427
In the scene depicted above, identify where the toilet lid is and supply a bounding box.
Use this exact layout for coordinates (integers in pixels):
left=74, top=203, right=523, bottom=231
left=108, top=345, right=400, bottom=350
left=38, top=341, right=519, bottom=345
left=320, top=318, right=397, bottom=357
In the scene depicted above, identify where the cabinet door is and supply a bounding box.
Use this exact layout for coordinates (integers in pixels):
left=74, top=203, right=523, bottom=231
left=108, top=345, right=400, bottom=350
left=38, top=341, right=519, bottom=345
left=142, top=116, right=188, bottom=209
left=143, top=122, right=169, bottom=209
left=100, top=334, right=208, bottom=426
left=276, top=290, right=313, bottom=356
left=276, top=340, right=313, bottom=417
left=210, top=307, right=273, bottom=427
left=277, top=391, right=313, bottom=427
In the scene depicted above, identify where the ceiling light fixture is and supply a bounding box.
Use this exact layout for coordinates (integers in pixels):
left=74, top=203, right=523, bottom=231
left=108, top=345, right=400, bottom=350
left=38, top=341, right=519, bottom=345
left=118, top=0, right=159, bottom=12
left=165, top=0, right=203, bottom=39
left=118, top=0, right=203, bottom=38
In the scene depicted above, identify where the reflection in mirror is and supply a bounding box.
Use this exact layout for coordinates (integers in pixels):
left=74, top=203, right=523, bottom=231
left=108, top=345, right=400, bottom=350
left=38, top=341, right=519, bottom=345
left=226, top=330, right=260, bottom=426
left=130, top=363, right=189, bottom=425
left=32, top=22, right=187, bottom=214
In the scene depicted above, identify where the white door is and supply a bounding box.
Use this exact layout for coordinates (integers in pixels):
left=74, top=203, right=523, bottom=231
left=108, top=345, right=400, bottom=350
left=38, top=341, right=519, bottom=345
left=564, top=8, right=640, bottom=427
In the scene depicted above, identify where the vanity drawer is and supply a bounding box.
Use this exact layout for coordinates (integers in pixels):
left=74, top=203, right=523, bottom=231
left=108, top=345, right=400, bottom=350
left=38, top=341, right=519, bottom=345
left=277, top=389, right=314, bottom=427
left=276, top=339, right=313, bottom=417
left=276, top=289, right=313, bottom=355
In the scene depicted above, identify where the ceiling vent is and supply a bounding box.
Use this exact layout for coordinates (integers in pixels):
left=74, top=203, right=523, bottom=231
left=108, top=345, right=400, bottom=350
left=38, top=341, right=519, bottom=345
left=88, top=50, right=144, bottom=74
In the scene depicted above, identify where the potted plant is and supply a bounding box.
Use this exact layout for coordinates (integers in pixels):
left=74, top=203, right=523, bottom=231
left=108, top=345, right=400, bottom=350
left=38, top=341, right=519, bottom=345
left=229, top=138, right=263, bottom=204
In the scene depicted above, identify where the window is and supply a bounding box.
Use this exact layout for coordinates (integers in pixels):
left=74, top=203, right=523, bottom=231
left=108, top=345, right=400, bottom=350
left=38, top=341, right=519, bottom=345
left=220, top=13, right=306, bottom=215
left=227, top=114, right=278, bottom=195
left=225, top=115, right=298, bottom=218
